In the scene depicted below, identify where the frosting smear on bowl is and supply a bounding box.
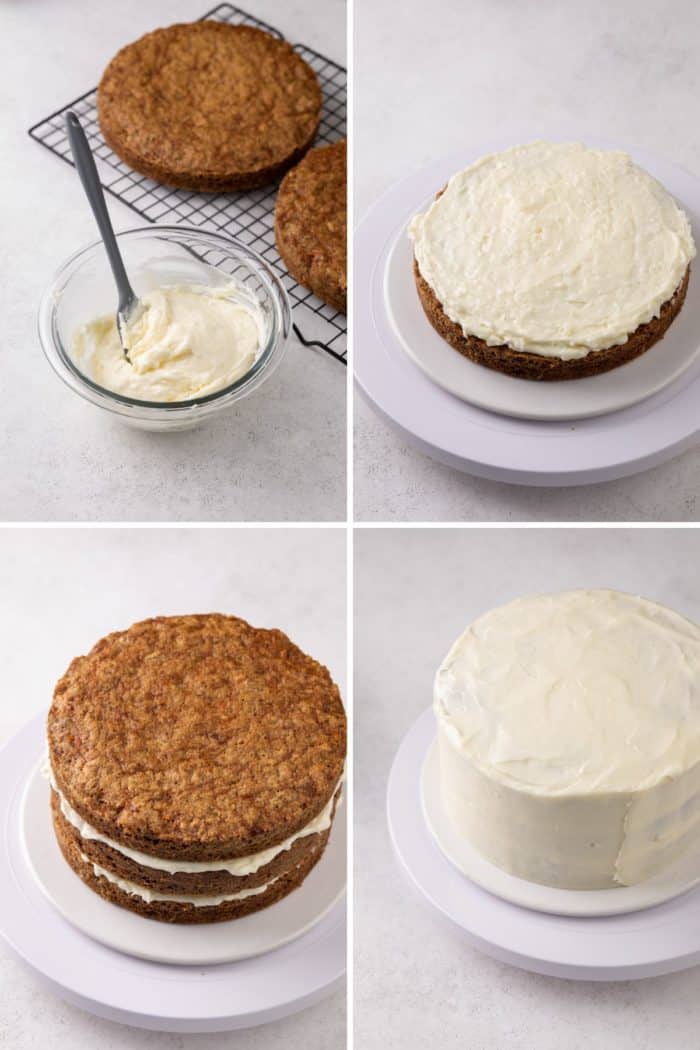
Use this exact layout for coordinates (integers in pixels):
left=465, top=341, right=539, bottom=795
left=71, top=283, right=265, bottom=402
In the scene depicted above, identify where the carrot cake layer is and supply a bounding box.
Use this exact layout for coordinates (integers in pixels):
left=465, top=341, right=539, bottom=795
left=409, top=142, right=696, bottom=380
left=46, top=613, right=346, bottom=922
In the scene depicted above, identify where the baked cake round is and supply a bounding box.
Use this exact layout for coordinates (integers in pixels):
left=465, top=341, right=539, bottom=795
left=46, top=614, right=345, bottom=923
left=434, top=590, right=700, bottom=890
left=275, top=139, right=347, bottom=312
left=98, top=23, right=322, bottom=192
left=409, top=143, right=696, bottom=381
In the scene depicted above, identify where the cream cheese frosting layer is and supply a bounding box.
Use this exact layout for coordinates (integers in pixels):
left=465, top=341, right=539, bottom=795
left=409, top=142, right=696, bottom=360
left=435, top=589, right=700, bottom=795
left=434, top=589, right=700, bottom=889
left=81, top=853, right=277, bottom=906
left=71, top=282, right=265, bottom=401
left=44, top=760, right=339, bottom=877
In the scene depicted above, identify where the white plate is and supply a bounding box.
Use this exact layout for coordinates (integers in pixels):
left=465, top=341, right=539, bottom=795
left=421, top=737, right=700, bottom=918
left=21, top=757, right=345, bottom=966
left=355, top=137, right=700, bottom=485
left=388, top=708, right=700, bottom=980
left=0, top=714, right=345, bottom=1032
left=385, top=222, right=700, bottom=422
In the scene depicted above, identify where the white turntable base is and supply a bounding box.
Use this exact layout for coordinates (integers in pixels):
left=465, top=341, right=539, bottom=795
left=388, top=709, right=700, bottom=980
left=0, top=715, right=345, bottom=1032
left=356, top=138, right=700, bottom=486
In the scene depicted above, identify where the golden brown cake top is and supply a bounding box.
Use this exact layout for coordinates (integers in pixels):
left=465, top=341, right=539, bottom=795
left=48, top=614, right=345, bottom=860
left=275, top=139, right=347, bottom=311
left=97, top=22, right=322, bottom=183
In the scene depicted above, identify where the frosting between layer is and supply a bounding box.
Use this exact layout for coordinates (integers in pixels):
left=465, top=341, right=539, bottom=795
left=44, top=760, right=340, bottom=875
left=409, top=142, right=696, bottom=360
left=80, top=853, right=277, bottom=906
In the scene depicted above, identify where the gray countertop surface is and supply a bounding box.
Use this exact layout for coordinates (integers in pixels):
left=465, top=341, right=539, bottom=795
left=2, top=0, right=346, bottom=523
left=355, top=527, right=700, bottom=1048
left=354, top=0, right=700, bottom=521
left=0, top=526, right=346, bottom=1047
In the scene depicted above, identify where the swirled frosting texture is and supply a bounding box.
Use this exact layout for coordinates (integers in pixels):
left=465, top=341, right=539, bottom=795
left=435, top=589, right=700, bottom=795
left=72, top=283, right=265, bottom=402
left=435, top=590, right=700, bottom=888
left=409, top=142, right=695, bottom=360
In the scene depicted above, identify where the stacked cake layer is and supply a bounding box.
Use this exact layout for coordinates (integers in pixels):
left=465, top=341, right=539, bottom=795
left=47, top=614, right=346, bottom=923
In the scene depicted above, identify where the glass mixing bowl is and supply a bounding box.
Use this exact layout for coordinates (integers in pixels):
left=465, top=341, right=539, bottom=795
left=38, top=226, right=291, bottom=431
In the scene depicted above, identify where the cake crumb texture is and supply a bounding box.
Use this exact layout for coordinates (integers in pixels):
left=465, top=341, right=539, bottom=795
left=98, top=22, right=322, bottom=191
left=48, top=614, right=346, bottom=860
left=275, top=139, right=347, bottom=312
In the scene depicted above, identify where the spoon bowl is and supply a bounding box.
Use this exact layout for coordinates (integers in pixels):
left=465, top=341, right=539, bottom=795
left=38, top=225, right=291, bottom=430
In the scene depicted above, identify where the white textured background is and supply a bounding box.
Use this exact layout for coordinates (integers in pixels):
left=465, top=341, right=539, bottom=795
left=1, top=0, right=346, bottom=522
left=0, top=525, right=346, bottom=1047
left=355, top=527, right=700, bottom=1048
left=354, top=0, right=700, bottom=521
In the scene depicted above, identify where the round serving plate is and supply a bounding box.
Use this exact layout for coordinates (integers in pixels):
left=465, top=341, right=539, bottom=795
left=0, top=714, right=345, bottom=1032
left=421, top=737, right=700, bottom=918
left=356, top=136, right=700, bottom=485
left=388, top=708, right=700, bottom=980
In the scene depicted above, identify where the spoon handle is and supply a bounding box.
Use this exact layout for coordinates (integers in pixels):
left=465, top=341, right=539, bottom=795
left=64, top=111, right=135, bottom=311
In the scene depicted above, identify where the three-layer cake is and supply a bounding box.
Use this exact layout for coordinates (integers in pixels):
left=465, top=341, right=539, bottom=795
left=46, top=614, right=346, bottom=923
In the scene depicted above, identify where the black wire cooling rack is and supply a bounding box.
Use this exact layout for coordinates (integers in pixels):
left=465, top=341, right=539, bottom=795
left=28, top=3, right=347, bottom=364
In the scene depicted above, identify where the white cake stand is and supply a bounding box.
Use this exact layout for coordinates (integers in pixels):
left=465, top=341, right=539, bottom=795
left=0, top=715, right=345, bottom=1032
left=388, top=708, right=700, bottom=980
left=356, top=138, right=700, bottom=486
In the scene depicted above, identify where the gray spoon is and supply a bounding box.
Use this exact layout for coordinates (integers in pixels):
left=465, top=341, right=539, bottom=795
left=65, top=111, right=140, bottom=363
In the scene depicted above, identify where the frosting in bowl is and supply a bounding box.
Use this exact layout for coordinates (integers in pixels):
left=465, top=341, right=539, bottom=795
left=71, top=282, right=266, bottom=401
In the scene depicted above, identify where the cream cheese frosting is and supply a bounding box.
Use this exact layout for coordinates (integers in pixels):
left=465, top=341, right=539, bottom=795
left=71, top=282, right=265, bottom=401
left=434, top=589, right=700, bottom=889
left=81, top=853, right=277, bottom=906
left=43, top=759, right=340, bottom=877
left=409, top=142, right=696, bottom=360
